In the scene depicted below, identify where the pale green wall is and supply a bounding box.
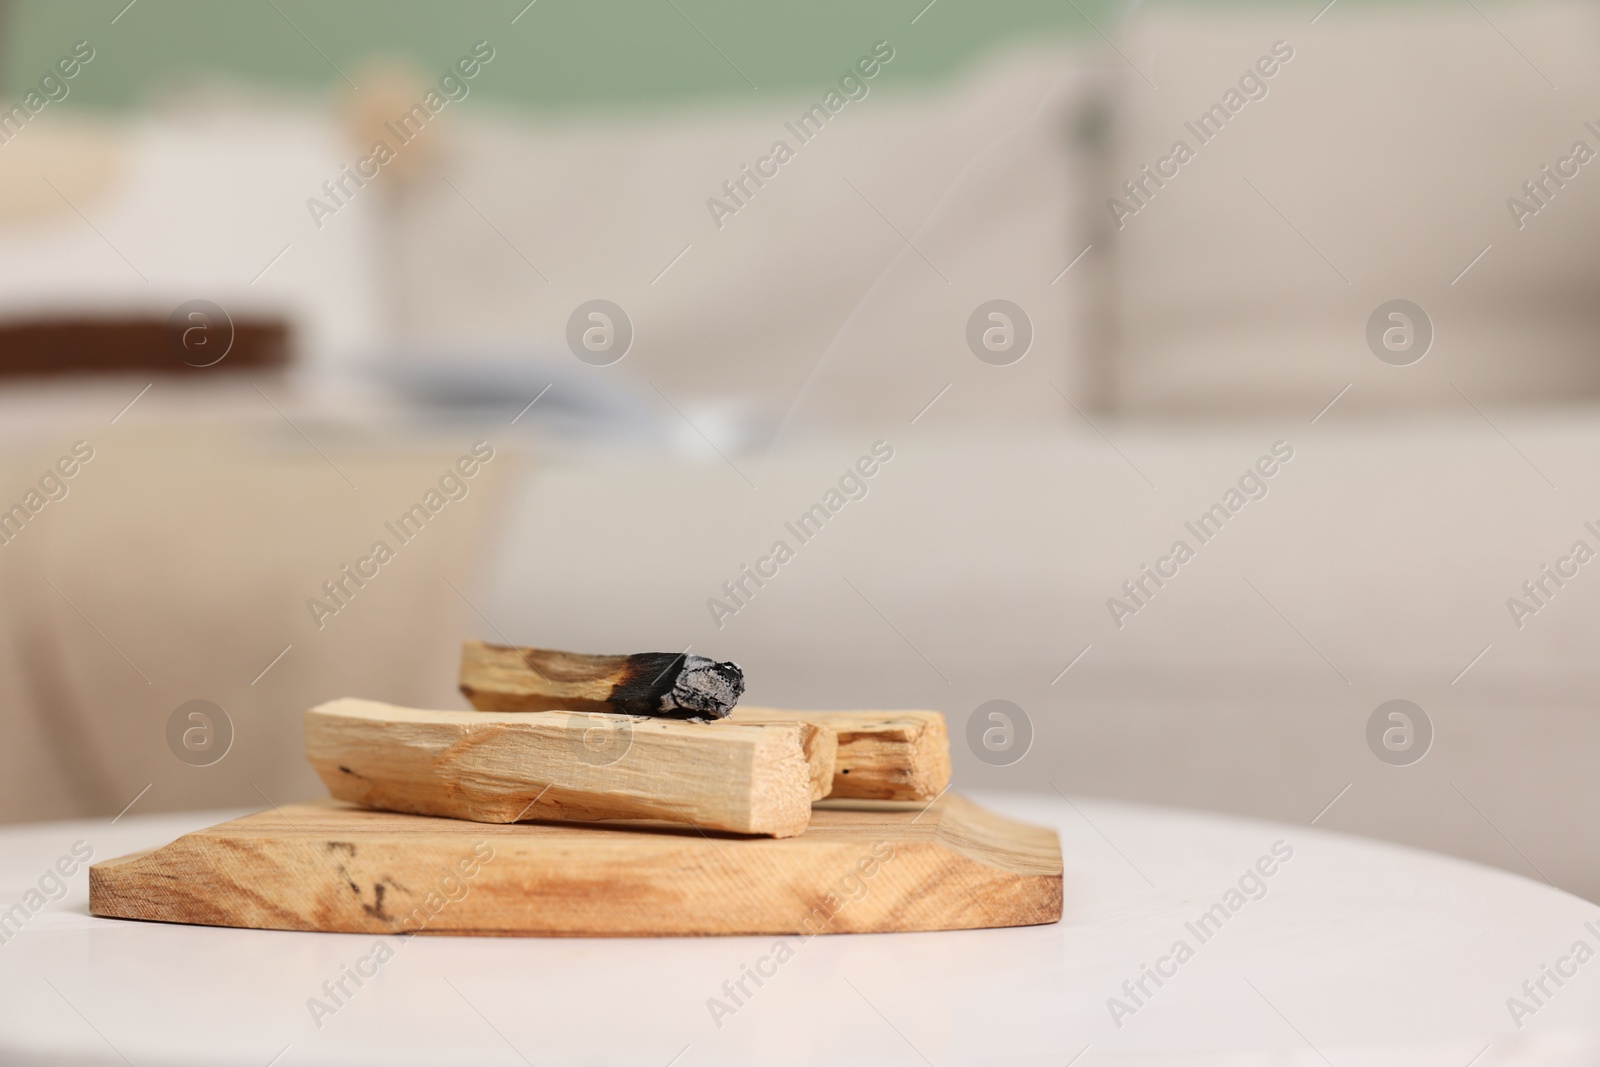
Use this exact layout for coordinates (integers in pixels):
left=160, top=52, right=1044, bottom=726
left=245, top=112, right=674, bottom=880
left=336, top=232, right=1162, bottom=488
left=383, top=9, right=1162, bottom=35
left=1, top=0, right=1134, bottom=113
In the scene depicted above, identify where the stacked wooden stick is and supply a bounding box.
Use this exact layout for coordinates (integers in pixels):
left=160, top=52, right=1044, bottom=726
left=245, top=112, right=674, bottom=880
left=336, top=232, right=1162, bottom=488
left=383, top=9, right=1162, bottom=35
left=305, top=641, right=952, bottom=838
left=87, top=641, right=1060, bottom=938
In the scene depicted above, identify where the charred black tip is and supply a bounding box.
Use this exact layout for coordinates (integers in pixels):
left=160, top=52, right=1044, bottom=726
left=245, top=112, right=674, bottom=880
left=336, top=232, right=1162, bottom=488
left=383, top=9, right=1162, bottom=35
left=666, top=655, right=744, bottom=718
left=612, top=653, right=744, bottom=720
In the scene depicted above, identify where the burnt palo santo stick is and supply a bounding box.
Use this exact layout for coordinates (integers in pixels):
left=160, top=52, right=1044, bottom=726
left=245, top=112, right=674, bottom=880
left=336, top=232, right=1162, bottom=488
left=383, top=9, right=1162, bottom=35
left=460, top=640, right=745, bottom=720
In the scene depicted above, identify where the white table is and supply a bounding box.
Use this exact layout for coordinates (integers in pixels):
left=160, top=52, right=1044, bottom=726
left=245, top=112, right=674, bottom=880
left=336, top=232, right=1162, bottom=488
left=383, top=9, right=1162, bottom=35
left=1, top=793, right=1596, bottom=1066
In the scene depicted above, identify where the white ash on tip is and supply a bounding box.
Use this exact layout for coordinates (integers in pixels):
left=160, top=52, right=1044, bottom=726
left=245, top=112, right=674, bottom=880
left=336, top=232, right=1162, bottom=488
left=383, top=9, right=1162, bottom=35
left=661, top=655, right=745, bottom=718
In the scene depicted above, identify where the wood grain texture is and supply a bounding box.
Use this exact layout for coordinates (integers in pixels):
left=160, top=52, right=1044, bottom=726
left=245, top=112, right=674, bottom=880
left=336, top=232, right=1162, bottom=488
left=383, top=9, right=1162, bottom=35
left=88, top=794, right=1062, bottom=937
left=460, top=640, right=622, bottom=710
left=306, top=698, right=812, bottom=838
left=728, top=708, right=951, bottom=801
left=733, top=716, right=838, bottom=800
left=457, top=640, right=743, bottom=719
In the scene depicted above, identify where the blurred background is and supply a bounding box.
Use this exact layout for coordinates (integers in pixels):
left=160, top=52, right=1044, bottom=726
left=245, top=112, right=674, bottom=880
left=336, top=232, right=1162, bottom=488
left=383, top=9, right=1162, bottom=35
left=3, top=0, right=1600, bottom=902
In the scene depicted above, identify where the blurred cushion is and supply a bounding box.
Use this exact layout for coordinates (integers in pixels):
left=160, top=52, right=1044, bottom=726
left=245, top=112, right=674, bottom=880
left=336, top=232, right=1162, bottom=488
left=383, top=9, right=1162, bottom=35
left=380, top=46, right=1105, bottom=430
left=1106, top=1, right=1600, bottom=414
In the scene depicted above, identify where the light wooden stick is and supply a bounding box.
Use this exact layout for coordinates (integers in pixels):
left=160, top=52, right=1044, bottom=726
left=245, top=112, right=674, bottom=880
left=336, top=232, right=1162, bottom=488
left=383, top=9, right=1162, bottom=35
left=306, top=698, right=812, bottom=837
left=459, top=648, right=837, bottom=800
left=727, top=708, right=951, bottom=801
left=460, top=645, right=943, bottom=801
left=734, top=715, right=838, bottom=800
left=459, top=640, right=743, bottom=719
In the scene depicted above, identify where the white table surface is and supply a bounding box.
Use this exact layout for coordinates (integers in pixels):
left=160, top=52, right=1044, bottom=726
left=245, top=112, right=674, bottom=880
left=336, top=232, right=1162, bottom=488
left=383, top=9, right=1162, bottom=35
left=1, top=792, right=1597, bottom=1066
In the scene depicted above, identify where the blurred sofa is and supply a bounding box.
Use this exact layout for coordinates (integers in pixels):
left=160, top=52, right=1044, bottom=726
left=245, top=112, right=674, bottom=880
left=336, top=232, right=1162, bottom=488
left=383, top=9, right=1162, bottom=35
left=3, top=0, right=1600, bottom=909
left=0, top=403, right=514, bottom=822
left=457, top=0, right=1600, bottom=902
left=1107, top=1, right=1600, bottom=415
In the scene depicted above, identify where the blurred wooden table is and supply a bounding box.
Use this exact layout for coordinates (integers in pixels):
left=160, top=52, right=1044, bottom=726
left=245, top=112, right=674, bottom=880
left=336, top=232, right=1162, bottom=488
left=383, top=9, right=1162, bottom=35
left=1, top=793, right=1596, bottom=1065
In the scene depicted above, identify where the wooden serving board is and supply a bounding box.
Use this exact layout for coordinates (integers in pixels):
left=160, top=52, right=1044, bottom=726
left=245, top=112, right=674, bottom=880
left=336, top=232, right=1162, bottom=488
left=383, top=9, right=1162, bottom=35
left=89, top=794, right=1061, bottom=937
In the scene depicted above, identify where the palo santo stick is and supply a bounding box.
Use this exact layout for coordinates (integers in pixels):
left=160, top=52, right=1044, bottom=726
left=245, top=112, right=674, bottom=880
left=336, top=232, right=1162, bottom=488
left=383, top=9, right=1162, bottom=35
left=733, top=715, right=838, bottom=800
left=460, top=643, right=837, bottom=800
left=460, top=640, right=744, bottom=720
left=306, top=698, right=812, bottom=837
left=727, top=709, right=951, bottom=801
